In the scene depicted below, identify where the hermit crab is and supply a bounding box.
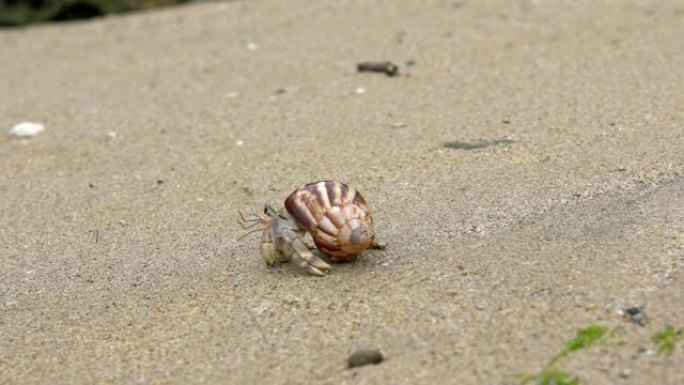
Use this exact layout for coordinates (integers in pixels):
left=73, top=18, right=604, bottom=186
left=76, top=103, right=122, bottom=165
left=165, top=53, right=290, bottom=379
left=238, top=180, right=385, bottom=276
left=238, top=205, right=332, bottom=276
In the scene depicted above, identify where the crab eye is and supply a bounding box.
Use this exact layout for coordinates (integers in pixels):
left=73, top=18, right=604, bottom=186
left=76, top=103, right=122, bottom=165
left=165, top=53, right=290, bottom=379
left=263, top=204, right=281, bottom=218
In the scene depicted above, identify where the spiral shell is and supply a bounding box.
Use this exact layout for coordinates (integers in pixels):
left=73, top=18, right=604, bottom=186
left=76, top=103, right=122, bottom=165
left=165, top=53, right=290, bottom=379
left=284, top=180, right=375, bottom=260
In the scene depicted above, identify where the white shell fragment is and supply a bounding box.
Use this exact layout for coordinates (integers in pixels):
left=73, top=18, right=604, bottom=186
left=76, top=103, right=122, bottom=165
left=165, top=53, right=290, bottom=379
left=9, top=122, right=45, bottom=137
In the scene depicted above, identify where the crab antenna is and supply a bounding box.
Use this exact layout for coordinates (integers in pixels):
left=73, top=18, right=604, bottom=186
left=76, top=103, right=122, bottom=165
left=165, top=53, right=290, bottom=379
left=237, top=227, right=264, bottom=240
left=237, top=210, right=263, bottom=230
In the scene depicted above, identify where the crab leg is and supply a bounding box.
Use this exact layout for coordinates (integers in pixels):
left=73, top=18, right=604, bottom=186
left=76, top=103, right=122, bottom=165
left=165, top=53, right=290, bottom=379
left=369, top=240, right=388, bottom=250
left=281, top=228, right=331, bottom=276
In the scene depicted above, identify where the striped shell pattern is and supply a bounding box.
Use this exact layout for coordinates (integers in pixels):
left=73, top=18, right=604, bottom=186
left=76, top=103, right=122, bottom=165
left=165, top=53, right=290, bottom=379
left=284, top=180, right=375, bottom=260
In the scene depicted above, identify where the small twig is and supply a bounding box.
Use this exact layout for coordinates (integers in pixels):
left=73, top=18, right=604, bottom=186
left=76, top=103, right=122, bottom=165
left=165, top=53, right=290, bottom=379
left=357, top=61, right=399, bottom=77
left=237, top=210, right=267, bottom=240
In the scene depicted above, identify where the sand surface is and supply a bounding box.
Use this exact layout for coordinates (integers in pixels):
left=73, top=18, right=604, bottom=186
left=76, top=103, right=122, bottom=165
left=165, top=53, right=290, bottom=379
left=1, top=1, right=683, bottom=384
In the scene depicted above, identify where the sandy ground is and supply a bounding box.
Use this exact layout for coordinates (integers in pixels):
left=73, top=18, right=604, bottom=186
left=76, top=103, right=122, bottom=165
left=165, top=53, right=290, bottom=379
left=1, top=0, right=683, bottom=384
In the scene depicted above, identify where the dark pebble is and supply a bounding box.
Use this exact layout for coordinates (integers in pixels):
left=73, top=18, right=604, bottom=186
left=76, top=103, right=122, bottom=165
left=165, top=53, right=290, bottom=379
left=624, top=306, right=646, bottom=326
left=348, top=349, right=383, bottom=368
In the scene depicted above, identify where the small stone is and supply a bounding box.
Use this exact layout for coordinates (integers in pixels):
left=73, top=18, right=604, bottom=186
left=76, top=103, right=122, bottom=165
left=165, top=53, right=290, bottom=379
left=9, top=121, right=44, bottom=137
left=355, top=87, right=366, bottom=95
left=619, top=368, right=631, bottom=379
left=623, top=306, right=646, bottom=326
left=236, top=140, right=245, bottom=147
left=348, top=349, right=383, bottom=368
left=246, top=42, right=258, bottom=51
left=625, top=307, right=640, bottom=315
